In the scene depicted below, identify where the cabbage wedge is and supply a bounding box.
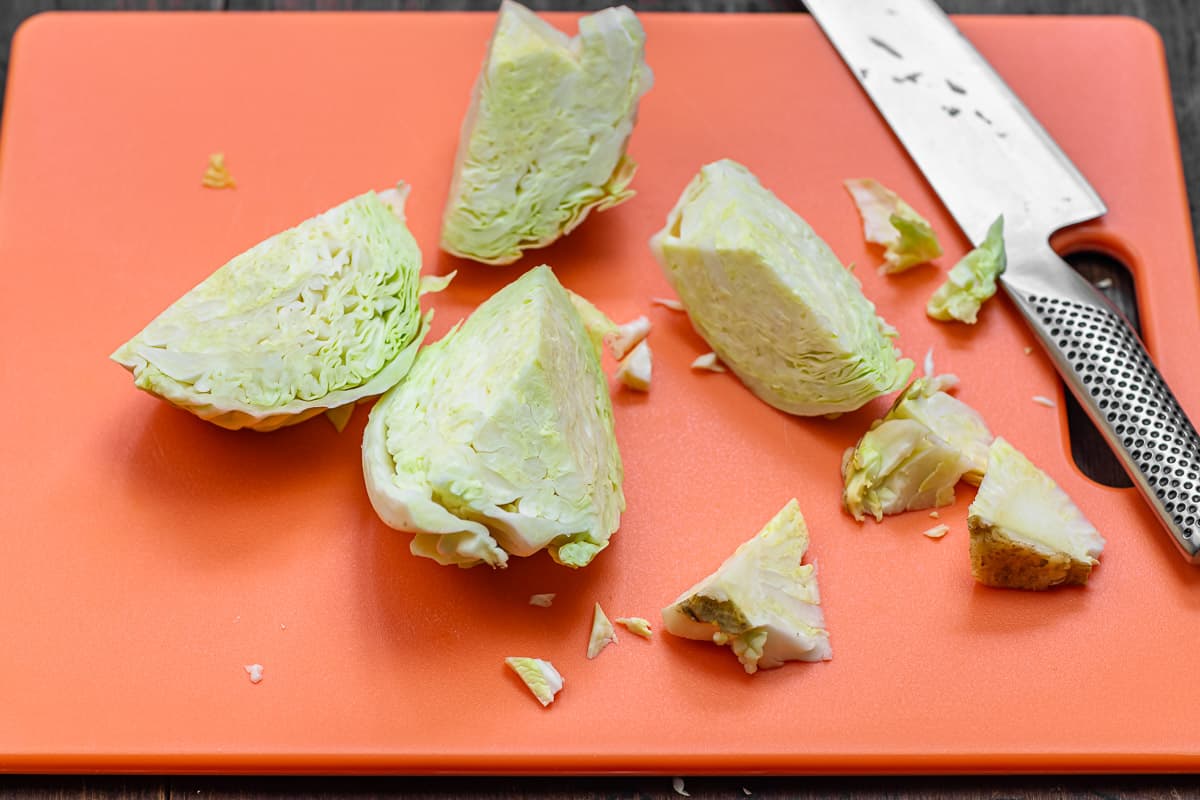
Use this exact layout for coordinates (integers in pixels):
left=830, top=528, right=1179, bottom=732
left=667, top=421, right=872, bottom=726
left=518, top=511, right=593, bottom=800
left=362, top=265, right=624, bottom=569
left=441, top=1, right=653, bottom=265
left=111, top=186, right=434, bottom=432
left=662, top=499, right=831, bottom=674
left=650, top=160, right=913, bottom=416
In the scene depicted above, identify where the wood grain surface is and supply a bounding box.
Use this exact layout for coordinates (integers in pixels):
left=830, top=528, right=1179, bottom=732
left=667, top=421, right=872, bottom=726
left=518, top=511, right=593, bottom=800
left=1, top=1, right=1197, bottom=798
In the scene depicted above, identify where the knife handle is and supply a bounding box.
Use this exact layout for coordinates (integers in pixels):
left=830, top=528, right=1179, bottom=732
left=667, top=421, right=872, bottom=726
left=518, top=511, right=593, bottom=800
left=1006, top=251, right=1200, bottom=563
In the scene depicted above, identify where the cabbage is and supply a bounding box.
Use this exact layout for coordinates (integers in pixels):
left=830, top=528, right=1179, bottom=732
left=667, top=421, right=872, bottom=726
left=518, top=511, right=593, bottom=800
left=440, top=1, right=652, bottom=265
left=615, top=340, right=652, bottom=391
left=969, top=437, right=1105, bottom=589
left=650, top=160, right=913, bottom=416
left=615, top=617, right=653, bottom=638
left=927, top=216, right=1007, bottom=324
left=505, top=657, right=563, bottom=706
left=586, top=602, right=618, bottom=658
left=844, top=178, right=942, bottom=273
left=362, top=265, right=624, bottom=569
left=111, top=186, right=434, bottom=432
left=886, top=375, right=992, bottom=484
left=842, top=418, right=966, bottom=522
left=842, top=374, right=994, bottom=521
left=662, top=499, right=831, bottom=674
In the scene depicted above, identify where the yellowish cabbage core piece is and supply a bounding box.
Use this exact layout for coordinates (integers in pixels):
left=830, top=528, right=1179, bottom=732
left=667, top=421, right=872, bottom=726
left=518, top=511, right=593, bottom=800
left=968, top=437, right=1105, bottom=589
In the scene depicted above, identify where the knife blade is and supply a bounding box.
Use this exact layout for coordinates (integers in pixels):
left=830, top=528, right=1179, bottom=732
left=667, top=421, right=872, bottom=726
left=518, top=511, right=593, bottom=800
left=806, top=0, right=1200, bottom=562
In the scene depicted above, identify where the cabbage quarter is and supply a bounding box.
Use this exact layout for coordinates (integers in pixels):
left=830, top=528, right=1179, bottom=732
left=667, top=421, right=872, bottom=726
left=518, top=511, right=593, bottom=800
left=111, top=186, right=435, bottom=432
left=362, top=265, right=624, bottom=569
left=651, top=160, right=913, bottom=416
left=440, top=1, right=652, bottom=265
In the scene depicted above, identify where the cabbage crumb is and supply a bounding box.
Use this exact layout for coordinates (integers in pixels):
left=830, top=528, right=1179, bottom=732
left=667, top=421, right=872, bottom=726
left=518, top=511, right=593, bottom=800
left=362, top=265, right=624, bottom=569
left=244, top=664, right=263, bottom=684
left=505, top=657, right=564, bottom=707
left=587, top=602, right=618, bottom=658
left=927, top=216, right=1007, bottom=324
left=652, top=296, right=685, bottom=311
left=440, top=1, right=653, bottom=264
left=662, top=499, right=831, bottom=674
left=652, top=160, right=913, bottom=416
left=111, top=185, right=437, bottom=432
left=844, top=178, right=942, bottom=273
left=529, top=593, right=556, bottom=607
left=616, top=340, right=652, bottom=391
left=923, top=524, right=950, bottom=539
left=202, top=153, right=236, bottom=189
left=690, top=352, right=726, bottom=373
left=615, top=616, right=653, bottom=638
left=969, top=438, right=1105, bottom=590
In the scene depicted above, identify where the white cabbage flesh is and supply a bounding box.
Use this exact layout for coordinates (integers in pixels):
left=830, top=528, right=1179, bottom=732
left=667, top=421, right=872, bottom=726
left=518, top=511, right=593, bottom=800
left=841, top=418, right=967, bottom=522
left=886, top=375, right=993, bottom=485
left=650, top=160, right=913, bottom=416
left=971, top=438, right=1105, bottom=564
left=662, top=499, right=831, bottom=674
left=441, top=1, right=653, bottom=265
left=111, top=186, right=432, bottom=432
left=362, top=265, right=624, bottom=569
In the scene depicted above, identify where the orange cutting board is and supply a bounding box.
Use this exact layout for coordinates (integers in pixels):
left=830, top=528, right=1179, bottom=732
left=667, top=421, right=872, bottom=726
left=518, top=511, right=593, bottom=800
left=2, top=10, right=1199, bottom=774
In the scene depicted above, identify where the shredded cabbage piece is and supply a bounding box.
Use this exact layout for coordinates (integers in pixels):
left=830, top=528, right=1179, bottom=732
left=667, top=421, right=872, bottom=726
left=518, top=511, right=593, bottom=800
left=844, top=178, right=942, bottom=273
left=505, top=657, right=563, bottom=706
left=927, top=216, right=1007, bottom=324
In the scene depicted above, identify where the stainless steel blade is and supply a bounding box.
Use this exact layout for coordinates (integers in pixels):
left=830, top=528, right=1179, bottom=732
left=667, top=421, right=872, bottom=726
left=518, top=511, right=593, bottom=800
left=807, top=0, right=1200, bottom=562
left=805, top=0, right=1105, bottom=248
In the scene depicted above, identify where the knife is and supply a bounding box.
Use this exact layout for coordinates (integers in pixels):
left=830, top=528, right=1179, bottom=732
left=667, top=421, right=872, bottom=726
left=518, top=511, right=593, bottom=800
left=805, top=0, right=1200, bottom=563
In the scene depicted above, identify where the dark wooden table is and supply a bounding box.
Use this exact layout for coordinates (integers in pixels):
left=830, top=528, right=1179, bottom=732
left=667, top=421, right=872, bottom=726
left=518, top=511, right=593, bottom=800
left=1, top=1, right=1197, bottom=798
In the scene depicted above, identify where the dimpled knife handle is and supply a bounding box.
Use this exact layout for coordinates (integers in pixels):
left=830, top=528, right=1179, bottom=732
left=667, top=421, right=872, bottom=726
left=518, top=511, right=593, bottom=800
left=1014, top=285, right=1200, bottom=562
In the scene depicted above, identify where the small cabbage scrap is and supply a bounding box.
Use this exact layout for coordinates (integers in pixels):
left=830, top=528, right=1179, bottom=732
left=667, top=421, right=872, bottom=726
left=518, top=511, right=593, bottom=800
left=886, top=375, right=993, bottom=484
left=616, top=340, right=652, bottom=391
left=505, top=657, right=563, bottom=706
left=362, top=265, right=624, bottom=569
left=927, top=216, right=1007, bottom=324
left=842, top=418, right=966, bottom=522
left=529, top=593, right=556, bottom=607
left=587, top=602, right=618, bottom=658
left=969, top=437, right=1105, bottom=590
left=202, top=153, right=236, bottom=189
left=844, top=178, right=942, bottom=273
left=608, top=316, right=651, bottom=360
left=652, top=160, right=913, bottom=416
left=441, top=0, right=653, bottom=264
left=616, top=617, right=653, bottom=638
left=662, top=499, right=831, bottom=674
left=112, top=185, right=435, bottom=432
